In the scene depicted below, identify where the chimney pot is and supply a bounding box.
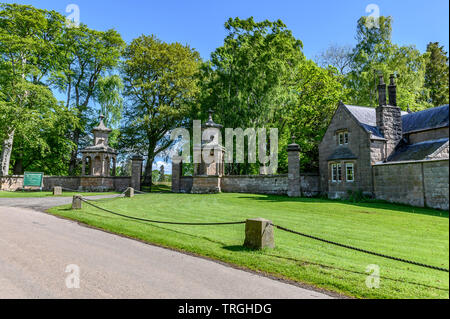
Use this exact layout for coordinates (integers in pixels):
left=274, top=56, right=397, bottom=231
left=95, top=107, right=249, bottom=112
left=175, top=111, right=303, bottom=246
left=377, top=75, right=387, bottom=106
left=388, top=73, right=397, bottom=106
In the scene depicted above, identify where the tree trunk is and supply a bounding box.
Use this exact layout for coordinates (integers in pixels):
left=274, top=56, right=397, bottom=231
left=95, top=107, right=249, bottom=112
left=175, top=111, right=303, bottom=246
left=68, top=129, right=81, bottom=176
left=0, top=129, right=15, bottom=176
left=13, top=155, right=23, bottom=175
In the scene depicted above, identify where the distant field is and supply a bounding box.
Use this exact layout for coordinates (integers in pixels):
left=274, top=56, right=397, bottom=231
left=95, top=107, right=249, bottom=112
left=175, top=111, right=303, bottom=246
left=48, top=192, right=449, bottom=299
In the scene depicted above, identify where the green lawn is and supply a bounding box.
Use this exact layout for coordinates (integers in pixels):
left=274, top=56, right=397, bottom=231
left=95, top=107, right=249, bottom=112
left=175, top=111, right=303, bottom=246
left=47, top=192, right=449, bottom=299
left=0, top=191, right=120, bottom=198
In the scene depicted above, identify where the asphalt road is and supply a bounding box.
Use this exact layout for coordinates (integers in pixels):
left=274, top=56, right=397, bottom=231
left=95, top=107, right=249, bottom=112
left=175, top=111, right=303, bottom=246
left=0, top=197, right=334, bottom=299
left=0, top=194, right=120, bottom=211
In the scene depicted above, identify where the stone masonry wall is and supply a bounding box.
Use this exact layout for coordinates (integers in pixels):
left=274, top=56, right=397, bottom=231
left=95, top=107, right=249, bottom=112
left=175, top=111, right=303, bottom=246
left=114, top=177, right=132, bottom=192
left=0, top=175, right=131, bottom=192
left=0, top=176, right=25, bottom=191
left=301, top=174, right=321, bottom=197
left=176, top=174, right=320, bottom=196
left=423, top=160, right=449, bottom=210
left=179, top=176, right=193, bottom=193
left=43, top=176, right=81, bottom=191
left=219, top=174, right=320, bottom=196
left=373, top=159, right=449, bottom=210
left=220, top=175, right=288, bottom=195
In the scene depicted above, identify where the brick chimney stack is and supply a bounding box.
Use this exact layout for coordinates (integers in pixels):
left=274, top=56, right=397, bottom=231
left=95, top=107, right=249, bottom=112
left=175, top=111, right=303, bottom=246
left=376, top=74, right=403, bottom=158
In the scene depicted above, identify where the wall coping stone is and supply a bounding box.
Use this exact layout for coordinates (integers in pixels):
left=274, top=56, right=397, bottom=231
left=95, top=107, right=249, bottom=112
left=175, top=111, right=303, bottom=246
left=223, top=174, right=288, bottom=179
left=1, top=175, right=132, bottom=178
left=373, top=158, right=449, bottom=166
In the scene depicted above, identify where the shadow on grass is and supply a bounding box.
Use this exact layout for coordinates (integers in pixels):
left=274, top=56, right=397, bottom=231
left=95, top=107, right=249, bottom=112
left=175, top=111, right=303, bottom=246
left=264, top=252, right=449, bottom=291
left=236, top=194, right=448, bottom=218
left=223, top=245, right=448, bottom=291
left=222, top=245, right=252, bottom=252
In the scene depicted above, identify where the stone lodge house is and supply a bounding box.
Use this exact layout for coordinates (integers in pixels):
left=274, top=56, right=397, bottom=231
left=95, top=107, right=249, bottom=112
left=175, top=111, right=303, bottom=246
left=319, top=74, right=449, bottom=209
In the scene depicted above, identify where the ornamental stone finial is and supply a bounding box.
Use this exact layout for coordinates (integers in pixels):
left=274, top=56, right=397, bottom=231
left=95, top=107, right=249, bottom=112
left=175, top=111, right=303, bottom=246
left=208, top=109, right=214, bottom=122
left=204, top=108, right=223, bottom=129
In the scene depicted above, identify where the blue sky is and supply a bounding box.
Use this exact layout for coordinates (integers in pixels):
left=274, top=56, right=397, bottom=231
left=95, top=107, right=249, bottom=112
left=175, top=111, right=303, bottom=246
left=4, top=0, right=449, bottom=172
left=5, top=0, right=449, bottom=60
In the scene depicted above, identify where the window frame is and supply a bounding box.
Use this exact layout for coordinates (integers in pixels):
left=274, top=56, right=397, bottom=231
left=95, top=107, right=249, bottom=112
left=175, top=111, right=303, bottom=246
left=337, top=131, right=349, bottom=145
left=331, top=163, right=342, bottom=183
left=346, top=163, right=354, bottom=182
left=331, top=164, right=337, bottom=182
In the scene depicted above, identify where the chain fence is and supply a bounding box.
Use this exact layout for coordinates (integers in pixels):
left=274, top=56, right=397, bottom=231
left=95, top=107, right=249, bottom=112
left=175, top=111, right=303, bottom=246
left=77, top=194, right=449, bottom=273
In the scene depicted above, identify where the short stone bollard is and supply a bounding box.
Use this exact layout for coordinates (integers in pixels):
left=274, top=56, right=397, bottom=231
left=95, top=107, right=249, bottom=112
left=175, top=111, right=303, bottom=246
left=72, top=195, right=82, bottom=210
left=125, top=187, right=134, bottom=198
left=53, top=186, right=62, bottom=196
left=243, top=218, right=275, bottom=250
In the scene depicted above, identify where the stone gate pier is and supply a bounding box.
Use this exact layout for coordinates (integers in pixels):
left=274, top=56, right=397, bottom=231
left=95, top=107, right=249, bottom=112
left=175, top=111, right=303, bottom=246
left=0, top=115, right=144, bottom=193
left=171, top=112, right=320, bottom=197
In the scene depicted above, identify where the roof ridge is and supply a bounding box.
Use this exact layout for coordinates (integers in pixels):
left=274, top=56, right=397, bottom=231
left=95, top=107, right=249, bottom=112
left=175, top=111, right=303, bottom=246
left=344, top=104, right=376, bottom=110
left=403, top=104, right=449, bottom=117
left=411, top=137, right=449, bottom=145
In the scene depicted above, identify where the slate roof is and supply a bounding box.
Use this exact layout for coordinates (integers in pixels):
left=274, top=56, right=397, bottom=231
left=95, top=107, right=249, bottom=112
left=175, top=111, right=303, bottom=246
left=402, top=104, right=449, bottom=134
left=344, top=104, right=385, bottom=139
left=343, top=103, right=449, bottom=138
left=327, top=147, right=358, bottom=161
left=387, top=138, right=449, bottom=162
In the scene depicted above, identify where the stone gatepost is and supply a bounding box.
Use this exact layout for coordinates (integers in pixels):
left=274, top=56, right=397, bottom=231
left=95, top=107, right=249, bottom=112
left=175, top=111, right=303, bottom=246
left=125, top=187, right=134, bottom=198
left=244, top=218, right=275, bottom=249
left=287, top=137, right=301, bottom=197
left=171, top=156, right=182, bottom=193
left=72, top=195, right=82, bottom=210
left=131, top=155, right=143, bottom=191
left=53, top=186, right=62, bottom=196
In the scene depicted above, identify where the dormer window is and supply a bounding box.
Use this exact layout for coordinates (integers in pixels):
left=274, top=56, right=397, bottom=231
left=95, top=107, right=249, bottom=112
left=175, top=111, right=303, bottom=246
left=338, top=131, right=349, bottom=145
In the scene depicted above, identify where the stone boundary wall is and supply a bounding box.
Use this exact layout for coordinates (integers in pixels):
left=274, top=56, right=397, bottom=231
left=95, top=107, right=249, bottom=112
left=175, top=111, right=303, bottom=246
left=179, top=176, right=193, bottom=193
left=301, top=173, right=321, bottom=197
left=373, top=159, right=449, bottom=210
left=0, top=175, right=26, bottom=191
left=43, top=176, right=81, bottom=191
left=0, top=175, right=131, bottom=192
left=177, top=173, right=320, bottom=196
left=221, top=174, right=288, bottom=195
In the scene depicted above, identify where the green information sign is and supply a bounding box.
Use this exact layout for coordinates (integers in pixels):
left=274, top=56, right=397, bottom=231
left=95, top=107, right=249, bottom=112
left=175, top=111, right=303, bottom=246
left=23, top=172, right=44, bottom=188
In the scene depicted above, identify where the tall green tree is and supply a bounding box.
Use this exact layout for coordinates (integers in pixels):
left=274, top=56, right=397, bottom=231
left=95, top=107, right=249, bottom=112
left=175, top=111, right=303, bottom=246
left=95, top=74, right=124, bottom=127
left=0, top=3, right=67, bottom=175
left=206, top=17, right=304, bottom=128
left=201, top=17, right=345, bottom=173
left=424, top=42, right=449, bottom=106
left=9, top=97, right=77, bottom=175
left=120, top=34, right=201, bottom=187
left=201, top=17, right=305, bottom=174
left=346, top=16, right=429, bottom=110
left=52, top=24, right=125, bottom=175
left=286, top=61, right=347, bottom=172
left=316, top=44, right=353, bottom=75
